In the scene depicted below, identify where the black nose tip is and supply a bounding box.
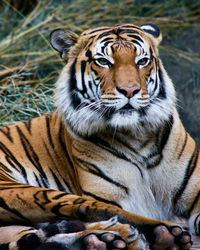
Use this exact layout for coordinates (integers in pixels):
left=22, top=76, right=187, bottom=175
left=116, top=85, right=141, bottom=98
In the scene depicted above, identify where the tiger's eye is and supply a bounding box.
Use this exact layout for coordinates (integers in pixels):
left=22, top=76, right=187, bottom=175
left=96, top=58, right=112, bottom=67
left=137, top=57, right=149, bottom=66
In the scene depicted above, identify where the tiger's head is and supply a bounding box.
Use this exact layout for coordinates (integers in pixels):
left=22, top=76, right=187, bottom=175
left=50, top=23, right=176, bottom=136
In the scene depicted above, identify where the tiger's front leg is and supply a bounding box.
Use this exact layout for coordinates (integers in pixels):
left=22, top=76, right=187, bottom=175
left=0, top=181, right=192, bottom=249
left=44, top=216, right=141, bottom=250
left=0, top=218, right=134, bottom=250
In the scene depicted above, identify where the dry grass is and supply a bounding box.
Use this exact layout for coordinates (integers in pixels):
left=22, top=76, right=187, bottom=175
left=0, top=0, right=200, bottom=126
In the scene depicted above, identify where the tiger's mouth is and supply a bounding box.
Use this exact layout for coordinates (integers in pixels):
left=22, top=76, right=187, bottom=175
left=118, top=103, right=135, bottom=115
left=101, top=103, right=135, bottom=119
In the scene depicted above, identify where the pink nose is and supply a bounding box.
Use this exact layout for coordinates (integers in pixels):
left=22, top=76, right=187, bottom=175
left=117, top=85, right=141, bottom=98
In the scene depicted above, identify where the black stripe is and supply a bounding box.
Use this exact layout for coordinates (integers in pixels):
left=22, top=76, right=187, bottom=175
left=152, top=76, right=158, bottom=93
left=158, top=115, right=173, bottom=152
left=58, top=123, right=73, bottom=168
left=88, top=136, right=143, bottom=177
left=187, top=190, right=200, bottom=217
left=0, top=185, right=31, bottom=190
left=86, top=41, right=93, bottom=48
left=111, top=45, right=115, bottom=55
left=101, top=44, right=106, bottom=54
left=33, top=172, right=43, bottom=188
left=0, top=162, right=12, bottom=174
left=42, top=140, right=73, bottom=193
left=118, top=29, right=141, bottom=34
left=114, top=135, right=139, bottom=156
left=0, top=142, right=28, bottom=182
left=88, top=81, right=96, bottom=97
left=58, top=123, right=75, bottom=193
left=16, top=126, right=49, bottom=187
left=88, top=35, right=97, bottom=40
left=23, top=120, right=32, bottom=135
left=103, top=41, right=113, bottom=47
left=53, top=193, right=68, bottom=200
left=69, top=59, right=81, bottom=109
left=49, top=168, right=67, bottom=192
left=147, top=116, right=173, bottom=169
left=128, top=34, right=144, bottom=43
left=0, top=197, right=29, bottom=222
left=75, top=157, right=129, bottom=194
left=0, top=182, right=30, bottom=187
left=0, top=127, right=13, bottom=143
left=73, top=197, right=86, bottom=205
left=120, top=25, right=142, bottom=31
left=151, top=59, right=158, bottom=94
left=5, top=155, right=20, bottom=172
left=51, top=202, right=71, bottom=219
left=149, top=47, right=154, bottom=61
left=157, top=67, right=166, bottom=99
left=138, top=107, right=147, bottom=117
left=89, top=136, right=131, bottom=160
left=131, top=40, right=142, bottom=47
left=139, top=138, right=151, bottom=150
left=85, top=49, right=93, bottom=63
left=80, top=60, right=87, bottom=94
left=98, top=30, right=115, bottom=39
left=46, top=116, right=54, bottom=149
left=83, top=190, right=122, bottom=208
left=178, top=131, right=188, bottom=159
left=39, top=174, right=49, bottom=188
left=100, top=37, right=114, bottom=43
left=173, top=145, right=199, bottom=210
left=91, top=66, right=98, bottom=76
left=33, top=190, right=52, bottom=211
left=87, top=26, right=141, bottom=36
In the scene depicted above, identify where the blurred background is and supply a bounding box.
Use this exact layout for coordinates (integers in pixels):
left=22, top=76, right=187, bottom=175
left=0, top=0, right=200, bottom=143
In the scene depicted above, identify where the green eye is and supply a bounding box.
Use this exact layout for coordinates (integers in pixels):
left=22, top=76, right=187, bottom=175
left=95, top=58, right=112, bottom=67
left=137, top=57, right=149, bottom=66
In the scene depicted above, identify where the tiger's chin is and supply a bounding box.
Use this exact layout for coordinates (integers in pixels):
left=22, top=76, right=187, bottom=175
left=64, top=107, right=169, bottom=138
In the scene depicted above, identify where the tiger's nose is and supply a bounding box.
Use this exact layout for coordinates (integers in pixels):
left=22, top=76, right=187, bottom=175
left=116, top=85, right=141, bottom=98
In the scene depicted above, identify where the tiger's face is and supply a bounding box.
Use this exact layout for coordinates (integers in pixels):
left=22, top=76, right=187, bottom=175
left=51, top=24, right=176, bottom=136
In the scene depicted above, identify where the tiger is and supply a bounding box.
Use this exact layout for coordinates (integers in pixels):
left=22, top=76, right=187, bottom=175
left=0, top=22, right=196, bottom=249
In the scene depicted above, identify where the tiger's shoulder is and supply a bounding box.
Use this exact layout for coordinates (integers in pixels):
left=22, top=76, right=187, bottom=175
left=0, top=111, right=63, bottom=144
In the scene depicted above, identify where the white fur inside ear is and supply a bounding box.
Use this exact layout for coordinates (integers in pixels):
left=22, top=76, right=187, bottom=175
left=140, top=23, right=160, bottom=38
left=141, top=24, right=155, bottom=31
left=50, top=29, right=78, bottom=54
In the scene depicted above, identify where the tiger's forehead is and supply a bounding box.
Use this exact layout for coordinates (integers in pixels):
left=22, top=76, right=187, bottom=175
left=81, top=24, right=148, bottom=43
left=81, top=24, right=144, bottom=37
left=81, top=24, right=151, bottom=56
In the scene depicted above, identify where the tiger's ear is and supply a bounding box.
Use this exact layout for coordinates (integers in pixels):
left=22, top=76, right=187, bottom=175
left=50, top=29, right=79, bottom=61
left=140, top=23, right=162, bottom=46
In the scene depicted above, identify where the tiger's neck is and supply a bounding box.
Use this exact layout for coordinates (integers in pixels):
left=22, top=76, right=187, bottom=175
left=65, top=107, right=195, bottom=170
left=64, top=108, right=198, bottom=219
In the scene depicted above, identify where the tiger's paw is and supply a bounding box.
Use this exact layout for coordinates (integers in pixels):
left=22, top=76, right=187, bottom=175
left=83, top=232, right=128, bottom=249
left=44, top=216, right=143, bottom=249
left=85, top=216, right=147, bottom=249
left=39, top=232, right=128, bottom=250
left=144, top=224, right=192, bottom=250
left=44, top=231, right=129, bottom=250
